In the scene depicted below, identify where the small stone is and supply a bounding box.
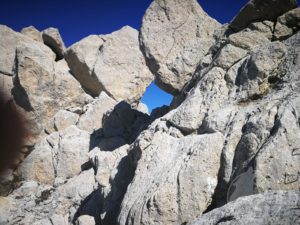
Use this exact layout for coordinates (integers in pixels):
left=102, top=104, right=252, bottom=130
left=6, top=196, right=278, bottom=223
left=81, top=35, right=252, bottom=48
left=136, top=102, right=149, bottom=115
left=76, top=215, right=95, bottom=225
left=53, top=110, right=79, bottom=131
left=77, top=92, right=116, bottom=132
left=50, top=214, right=68, bottom=225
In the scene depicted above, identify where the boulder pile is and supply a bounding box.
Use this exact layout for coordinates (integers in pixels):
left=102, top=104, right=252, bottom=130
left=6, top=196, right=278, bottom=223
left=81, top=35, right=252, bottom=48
left=0, top=0, right=299, bottom=224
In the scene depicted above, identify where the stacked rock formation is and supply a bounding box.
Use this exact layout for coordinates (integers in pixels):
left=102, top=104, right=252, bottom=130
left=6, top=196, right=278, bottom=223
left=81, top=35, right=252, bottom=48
left=0, top=0, right=299, bottom=225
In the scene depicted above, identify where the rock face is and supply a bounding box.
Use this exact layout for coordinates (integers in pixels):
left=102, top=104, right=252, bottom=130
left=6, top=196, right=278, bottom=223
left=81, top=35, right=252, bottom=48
left=118, top=131, right=223, bottom=225
left=13, top=41, right=91, bottom=142
left=65, top=26, right=153, bottom=102
left=140, top=0, right=220, bottom=95
left=1, top=1, right=300, bottom=225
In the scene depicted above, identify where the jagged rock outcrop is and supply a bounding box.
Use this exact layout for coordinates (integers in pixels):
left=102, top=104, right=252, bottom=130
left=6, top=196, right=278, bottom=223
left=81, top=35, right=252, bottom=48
left=21, top=26, right=43, bottom=42
left=230, top=0, right=298, bottom=32
left=140, top=0, right=220, bottom=95
left=274, top=7, right=300, bottom=40
left=65, top=26, right=153, bottom=102
left=1, top=0, right=300, bottom=225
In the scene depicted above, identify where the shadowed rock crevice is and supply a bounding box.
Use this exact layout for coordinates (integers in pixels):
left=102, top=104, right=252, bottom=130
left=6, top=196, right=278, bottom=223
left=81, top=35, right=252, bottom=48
left=89, top=101, right=151, bottom=151
left=72, top=189, right=102, bottom=224
left=11, top=53, right=34, bottom=112
left=100, top=155, right=136, bottom=225
left=75, top=149, right=137, bottom=225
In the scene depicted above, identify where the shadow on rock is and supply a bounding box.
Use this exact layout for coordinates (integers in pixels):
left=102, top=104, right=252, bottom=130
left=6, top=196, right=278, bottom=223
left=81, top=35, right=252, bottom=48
left=100, top=153, right=136, bottom=225
left=77, top=102, right=170, bottom=225
left=72, top=188, right=102, bottom=224
left=89, top=101, right=169, bottom=151
left=73, top=153, right=136, bottom=225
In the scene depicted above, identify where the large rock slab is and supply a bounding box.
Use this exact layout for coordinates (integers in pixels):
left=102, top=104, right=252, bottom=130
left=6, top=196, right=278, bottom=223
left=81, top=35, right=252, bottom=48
left=189, top=191, right=300, bottom=225
left=55, top=126, right=91, bottom=179
left=133, top=18, right=300, bottom=215
left=2, top=175, right=96, bottom=225
left=64, top=35, right=103, bottom=96
left=166, top=66, right=228, bottom=133
left=17, top=136, right=56, bottom=185
left=17, top=125, right=91, bottom=184
left=140, top=0, right=220, bottom=95
left=65, top=26, right=153, bottom=103
left=118, top=127, right=224, bottom=225
left=12, top=42, right=91, bottom=141
left=0, top=25, right=32, bottom=76
left=230, top=0, right=298, bottom=32
left=58, top=169, right=96, bottom=202
left=225, top=99, right=300, bottom=202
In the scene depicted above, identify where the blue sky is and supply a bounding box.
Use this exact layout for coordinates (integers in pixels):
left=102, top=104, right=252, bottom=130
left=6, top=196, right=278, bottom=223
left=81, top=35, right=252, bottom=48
left=0, top=0, right=249, bottom=112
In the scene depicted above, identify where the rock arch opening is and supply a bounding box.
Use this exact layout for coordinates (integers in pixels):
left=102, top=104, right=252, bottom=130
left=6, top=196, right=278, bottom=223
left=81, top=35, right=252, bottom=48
left=141, top=81, right=173, bottom=114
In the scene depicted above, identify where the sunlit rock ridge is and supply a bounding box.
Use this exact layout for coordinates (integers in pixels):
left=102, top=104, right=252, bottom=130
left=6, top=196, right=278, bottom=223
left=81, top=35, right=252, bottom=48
left=0, top=0, right=299, bottom=224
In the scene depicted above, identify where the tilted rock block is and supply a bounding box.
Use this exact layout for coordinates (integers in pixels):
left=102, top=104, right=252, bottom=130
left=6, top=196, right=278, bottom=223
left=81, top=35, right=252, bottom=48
left=42, top=27, right=66, bottom=60
left=140, top=0, right=220, bottom=95
left=65, top=26, right=153, bottom=102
